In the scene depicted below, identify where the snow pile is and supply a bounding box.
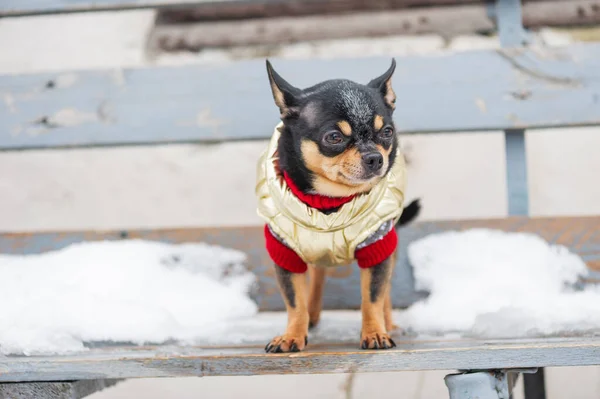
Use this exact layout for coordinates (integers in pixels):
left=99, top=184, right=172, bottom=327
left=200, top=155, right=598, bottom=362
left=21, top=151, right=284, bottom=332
left=3, top=229, right=598, bottom=356
left=0, top=240, right=258, bottom=356
left=399, top=229, right=600, bottom=338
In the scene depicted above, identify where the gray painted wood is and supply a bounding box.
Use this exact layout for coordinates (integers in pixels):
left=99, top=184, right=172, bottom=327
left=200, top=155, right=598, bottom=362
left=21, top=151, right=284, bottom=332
left=0, top=380, right=121, bottom=399
left=1, top=43, right=600, bottom=150
left=445, top=371, right=509, bottom=399
left=2, top=216, right=600, bottom=311
left=0, top=337, right=599, bottom=382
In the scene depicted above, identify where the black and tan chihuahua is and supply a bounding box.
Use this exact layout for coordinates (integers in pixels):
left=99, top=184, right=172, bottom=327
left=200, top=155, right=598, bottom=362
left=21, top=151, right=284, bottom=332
left=259, top=59, right=420, bottom=353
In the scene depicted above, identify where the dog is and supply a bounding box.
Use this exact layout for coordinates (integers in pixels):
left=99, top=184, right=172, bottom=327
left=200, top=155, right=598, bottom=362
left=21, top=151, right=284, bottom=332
left=255, top=59, right=421, bottom=353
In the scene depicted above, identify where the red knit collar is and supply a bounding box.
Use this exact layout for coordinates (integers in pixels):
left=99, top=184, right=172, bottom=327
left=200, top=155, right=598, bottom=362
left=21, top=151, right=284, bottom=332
left=283, top=172, right=355, bottom=211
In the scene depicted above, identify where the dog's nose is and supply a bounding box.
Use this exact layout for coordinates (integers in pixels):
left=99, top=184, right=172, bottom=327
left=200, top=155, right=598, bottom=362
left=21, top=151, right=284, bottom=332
left=362, top=152, right=384, bottom=172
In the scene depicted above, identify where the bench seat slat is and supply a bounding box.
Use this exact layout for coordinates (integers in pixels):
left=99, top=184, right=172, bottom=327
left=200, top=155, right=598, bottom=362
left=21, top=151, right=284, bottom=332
left=2, top=216, right=599, bottom=311
left=1, top=335, right=599, bottom=382
left=1, top=43, right=600, bottom=150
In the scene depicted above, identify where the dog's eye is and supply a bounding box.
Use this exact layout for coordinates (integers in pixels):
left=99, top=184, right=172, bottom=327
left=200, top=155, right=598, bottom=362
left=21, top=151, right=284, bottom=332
left=324, top=131, right=344, bottom=145
left=381, top=126, right=394, bottom=139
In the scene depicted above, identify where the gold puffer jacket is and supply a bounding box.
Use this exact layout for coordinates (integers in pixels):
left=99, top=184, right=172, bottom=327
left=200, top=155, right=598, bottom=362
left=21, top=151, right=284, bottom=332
left=256, top=123, right=406, bottom=268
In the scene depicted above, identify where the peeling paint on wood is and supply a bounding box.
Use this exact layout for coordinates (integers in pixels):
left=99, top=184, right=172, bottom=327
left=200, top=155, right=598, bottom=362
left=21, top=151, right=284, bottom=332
left=1, top=43, right=599, bottom=149
left=3, top=93, right=17, bottom=114
left=33, top=108, right=99, bottom=129
left=51, top=73, right=79, bottom=89
left=0, top=337, right=599, bottom=382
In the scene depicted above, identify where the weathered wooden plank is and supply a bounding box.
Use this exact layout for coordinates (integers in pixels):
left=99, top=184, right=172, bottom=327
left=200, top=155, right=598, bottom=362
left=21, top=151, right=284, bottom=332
left=2, top=216, right=599, bottom=311
left=154, top=0, right=571, bottom=23
left=156, top=0, right=481, bottom=23
left=152, top=1, right=600, bottom=50
left=1, top=43, right=600, bottom=150
left=151, top=4, right=495, bottom=50
left=521, top=0, right=600, bottom=28
left=153, top=5, right=484, bottom=50
left=0, top=0, right=566, bottom=17
left=0, top=0, right=481, bottom=17
left=0, top=336, right=599, bottom=382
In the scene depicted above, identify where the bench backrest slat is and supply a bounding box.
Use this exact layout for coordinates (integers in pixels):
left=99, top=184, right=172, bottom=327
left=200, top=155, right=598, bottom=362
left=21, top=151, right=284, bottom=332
left=2, top=44, right=599, bottom=150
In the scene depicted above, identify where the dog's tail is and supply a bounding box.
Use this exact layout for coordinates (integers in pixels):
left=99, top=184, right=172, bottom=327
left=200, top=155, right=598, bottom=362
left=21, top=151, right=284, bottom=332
left=396, top=198, right=421, bottom=228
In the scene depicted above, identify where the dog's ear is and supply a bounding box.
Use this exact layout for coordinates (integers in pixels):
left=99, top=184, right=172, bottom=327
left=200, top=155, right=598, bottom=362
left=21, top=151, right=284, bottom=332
left=266, top=60, right=301, bottom=118
left=367, top=59, right=396, bottom=110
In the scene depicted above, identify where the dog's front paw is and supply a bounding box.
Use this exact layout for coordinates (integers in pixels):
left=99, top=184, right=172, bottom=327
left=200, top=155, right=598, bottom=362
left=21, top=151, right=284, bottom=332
left=360, top=331, right=396, bottom=350
left=265, top=334, right=308, bottom=353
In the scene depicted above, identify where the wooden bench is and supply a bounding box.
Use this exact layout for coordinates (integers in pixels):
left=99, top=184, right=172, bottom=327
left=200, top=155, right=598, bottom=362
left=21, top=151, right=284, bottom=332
left=1, top=0, right=600, bottom=398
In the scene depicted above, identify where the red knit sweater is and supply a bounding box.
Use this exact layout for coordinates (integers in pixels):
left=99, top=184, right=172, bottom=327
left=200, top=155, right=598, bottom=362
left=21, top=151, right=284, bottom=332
left=264, top=172, right=397, bottom=273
